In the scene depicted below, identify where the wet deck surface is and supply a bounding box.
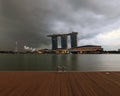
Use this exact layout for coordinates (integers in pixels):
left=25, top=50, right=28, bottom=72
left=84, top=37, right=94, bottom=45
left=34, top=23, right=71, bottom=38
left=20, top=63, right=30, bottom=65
left=0, top=72, right=120, bottom=96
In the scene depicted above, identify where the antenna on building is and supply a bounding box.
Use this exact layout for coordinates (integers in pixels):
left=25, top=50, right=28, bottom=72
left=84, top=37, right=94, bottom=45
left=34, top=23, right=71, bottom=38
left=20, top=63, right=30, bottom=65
left=15, top=41, right=18, bottom=53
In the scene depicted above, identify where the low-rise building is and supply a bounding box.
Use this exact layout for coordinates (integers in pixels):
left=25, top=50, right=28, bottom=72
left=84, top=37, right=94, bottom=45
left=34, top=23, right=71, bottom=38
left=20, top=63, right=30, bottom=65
left=70, top=45, right=103, bottom=54
left=56, top=49, right=69, bottom=54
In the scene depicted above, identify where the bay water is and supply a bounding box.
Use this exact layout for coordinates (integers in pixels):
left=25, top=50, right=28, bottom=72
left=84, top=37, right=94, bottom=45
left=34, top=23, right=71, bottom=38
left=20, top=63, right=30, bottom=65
left=0, top=54, right=120, bottom=71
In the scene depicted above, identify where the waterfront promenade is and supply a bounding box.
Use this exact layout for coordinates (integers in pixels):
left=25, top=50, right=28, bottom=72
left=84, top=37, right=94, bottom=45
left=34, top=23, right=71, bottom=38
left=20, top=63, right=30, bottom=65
left=0, top=72, right=120, bottom=96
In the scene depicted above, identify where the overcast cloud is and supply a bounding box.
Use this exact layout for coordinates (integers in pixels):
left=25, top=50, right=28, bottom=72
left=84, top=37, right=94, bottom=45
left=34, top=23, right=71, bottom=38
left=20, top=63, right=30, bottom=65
left=0, top=0, right=120, bottom=50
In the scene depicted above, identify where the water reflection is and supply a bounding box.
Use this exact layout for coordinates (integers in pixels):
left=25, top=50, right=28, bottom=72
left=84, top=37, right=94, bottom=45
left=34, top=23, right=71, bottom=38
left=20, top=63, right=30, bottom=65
left=0, top=54, right=120, bottom=71
left=50, top=54, right=79, bottom=71
left=67, top=55, right=78, bottom=71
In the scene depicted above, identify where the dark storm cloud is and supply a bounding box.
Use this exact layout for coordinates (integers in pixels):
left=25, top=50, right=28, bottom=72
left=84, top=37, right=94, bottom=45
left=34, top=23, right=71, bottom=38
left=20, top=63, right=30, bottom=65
left=0, top=0, right=120, bottom=50
left=49, top=0, right=120, bottom=40
left=0, top=0, right=54, bottom=50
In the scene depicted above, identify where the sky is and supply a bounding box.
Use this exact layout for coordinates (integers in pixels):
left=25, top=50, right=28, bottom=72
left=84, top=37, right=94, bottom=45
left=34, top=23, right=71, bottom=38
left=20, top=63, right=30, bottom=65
left=0, top=0, right=120, bottom=51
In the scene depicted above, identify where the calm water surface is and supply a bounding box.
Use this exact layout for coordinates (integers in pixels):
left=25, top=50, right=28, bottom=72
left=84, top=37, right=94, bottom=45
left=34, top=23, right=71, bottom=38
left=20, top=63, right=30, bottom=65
left=0, top=54, right=120, bottom=71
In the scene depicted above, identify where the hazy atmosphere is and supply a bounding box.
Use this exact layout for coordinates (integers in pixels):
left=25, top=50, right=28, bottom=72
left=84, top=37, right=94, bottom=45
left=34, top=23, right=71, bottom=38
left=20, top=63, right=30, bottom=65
left=0, top=0, right=120, bottom=51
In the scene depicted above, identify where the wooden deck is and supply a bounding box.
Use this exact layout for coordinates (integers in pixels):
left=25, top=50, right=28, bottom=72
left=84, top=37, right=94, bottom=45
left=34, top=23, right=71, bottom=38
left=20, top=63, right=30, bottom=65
left=0, top=72, right=120, bottom=96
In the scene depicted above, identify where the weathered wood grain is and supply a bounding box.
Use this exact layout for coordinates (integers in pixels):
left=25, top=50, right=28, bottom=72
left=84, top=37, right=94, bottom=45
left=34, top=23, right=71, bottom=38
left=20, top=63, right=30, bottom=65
left=0, top=72, right=119, bottom=96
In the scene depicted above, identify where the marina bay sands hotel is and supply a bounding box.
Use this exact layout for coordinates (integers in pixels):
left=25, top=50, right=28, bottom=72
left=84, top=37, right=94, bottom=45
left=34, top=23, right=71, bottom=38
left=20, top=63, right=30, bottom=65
left=48, top=32, right=78, bottom=50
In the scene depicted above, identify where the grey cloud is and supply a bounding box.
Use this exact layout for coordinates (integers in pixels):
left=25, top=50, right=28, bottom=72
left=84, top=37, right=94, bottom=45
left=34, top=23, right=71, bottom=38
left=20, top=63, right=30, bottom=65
left=0, top=0, right=54, bottom=50
left=0, top=0, right=120, bottom=50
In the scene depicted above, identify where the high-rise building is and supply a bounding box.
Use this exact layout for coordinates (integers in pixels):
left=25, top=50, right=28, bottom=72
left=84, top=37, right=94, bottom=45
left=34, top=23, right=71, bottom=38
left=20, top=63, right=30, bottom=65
left=61, top=35, right=67, bottom=49
left=52, top=36, right=58, bottom=50
left=48, top=32, right=78, bottom=50
left=70, top=32, right=78, bottom=48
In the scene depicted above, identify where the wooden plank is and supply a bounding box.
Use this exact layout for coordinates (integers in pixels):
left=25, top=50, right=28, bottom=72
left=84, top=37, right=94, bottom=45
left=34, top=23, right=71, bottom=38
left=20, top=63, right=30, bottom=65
left=0, top=72, right=119, bottom=96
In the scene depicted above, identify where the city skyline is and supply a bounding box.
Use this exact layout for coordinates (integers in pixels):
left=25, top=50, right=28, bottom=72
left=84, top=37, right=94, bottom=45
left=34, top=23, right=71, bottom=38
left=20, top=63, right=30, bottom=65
left=0, top=0, right=120, bottom=50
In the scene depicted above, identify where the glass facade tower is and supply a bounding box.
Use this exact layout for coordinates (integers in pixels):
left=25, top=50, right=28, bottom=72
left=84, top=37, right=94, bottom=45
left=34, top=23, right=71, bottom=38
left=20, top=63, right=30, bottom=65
left=70, top=32, right=78, bottom=48
left=48, top=32, right=78, bottom=50
left=61, top=35, right=67, bottom=49
left=52, top=36, right=58, bottom=50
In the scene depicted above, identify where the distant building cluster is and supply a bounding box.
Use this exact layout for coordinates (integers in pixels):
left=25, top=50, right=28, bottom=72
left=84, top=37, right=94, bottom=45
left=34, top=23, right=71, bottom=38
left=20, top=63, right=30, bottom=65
left=48, top=32, right=78, bottom=50
left=1, top=32, right=120, bottom=54
left=36, top=32, right=104, bottom=54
